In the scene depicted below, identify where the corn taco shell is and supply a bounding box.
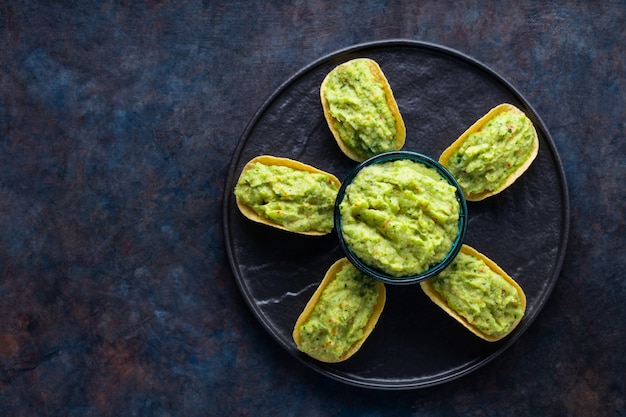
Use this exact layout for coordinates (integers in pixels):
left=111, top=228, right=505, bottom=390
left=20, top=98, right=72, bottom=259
left=439, top=103, right=539, bottom=201
left=234, top=155, right=341, bottom=236
left=420, top=244, right=526, bottom=342
left=320, top=58, right=406, bottom=162
left=293, top=258, right=386, bottom=362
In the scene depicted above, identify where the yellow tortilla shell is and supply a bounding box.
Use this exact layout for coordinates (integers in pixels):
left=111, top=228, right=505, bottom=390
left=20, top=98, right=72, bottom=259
left=292, top=258, right=386, bottom=362
left=439, top=103, right=539, bottom=201
left=420, top=244, right=527, bottom=342
left=234, top=155, right=341, bottom=236
left=320, top=58, right=406, bottom=162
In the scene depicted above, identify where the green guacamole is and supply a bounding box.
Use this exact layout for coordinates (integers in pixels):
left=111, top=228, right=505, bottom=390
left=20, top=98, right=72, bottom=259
left=339, top=159, right=460, bottom=277
left=297, top=263, right=380, bottom=361
left=234, top=162, right=339, bottom=233
left=324, top=59, right=397, bottom=160
left=430, top=252, right=524, bottom=337
left=446, top=111, right=535, bottom=196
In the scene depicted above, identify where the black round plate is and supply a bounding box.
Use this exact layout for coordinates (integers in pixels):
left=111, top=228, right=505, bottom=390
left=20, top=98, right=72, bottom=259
left=223, top=40, right=569, bottom=389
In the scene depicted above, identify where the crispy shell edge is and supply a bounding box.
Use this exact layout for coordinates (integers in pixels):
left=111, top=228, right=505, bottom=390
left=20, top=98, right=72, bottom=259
left=292, top=258, right=386, bottom=362
left=234, top=155, right=341, bottom=236
left=420, top=244, right=527, bottom=342
left=439, top=103, right=539, bottom=201
left=320, top=58, right=406, bottom=162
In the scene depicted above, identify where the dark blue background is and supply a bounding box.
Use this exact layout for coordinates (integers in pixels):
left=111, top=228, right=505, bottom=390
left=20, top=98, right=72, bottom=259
left=0, top=1, right=623, bottom=416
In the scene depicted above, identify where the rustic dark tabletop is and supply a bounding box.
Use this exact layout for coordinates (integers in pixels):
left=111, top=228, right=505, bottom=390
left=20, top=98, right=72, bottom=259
left=0, top=1, right=624, bottom=416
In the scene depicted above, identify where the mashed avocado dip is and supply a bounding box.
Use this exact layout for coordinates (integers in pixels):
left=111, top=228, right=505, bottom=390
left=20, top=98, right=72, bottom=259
left=296, top=262, right=380, bottom=362
left=234, top=162, right=339, bottom=233
left=323, top=59, right=398, bottom=160
left=339, top=159, right=460, bottom=277
left=445, top=110, right=535, bottom=196
left=430, top=251, right=524, bottom=337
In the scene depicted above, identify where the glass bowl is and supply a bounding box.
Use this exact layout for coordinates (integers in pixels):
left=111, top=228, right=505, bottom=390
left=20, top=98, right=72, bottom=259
left=334, top=151, right=467, bottom=285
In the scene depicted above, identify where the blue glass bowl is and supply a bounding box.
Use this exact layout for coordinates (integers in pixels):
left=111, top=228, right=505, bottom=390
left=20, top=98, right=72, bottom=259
left=334, top=151, right=468, bottom=285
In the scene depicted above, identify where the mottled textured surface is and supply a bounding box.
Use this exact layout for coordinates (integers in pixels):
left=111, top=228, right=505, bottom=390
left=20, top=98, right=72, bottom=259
left=0, top=1, right=623, bottom=416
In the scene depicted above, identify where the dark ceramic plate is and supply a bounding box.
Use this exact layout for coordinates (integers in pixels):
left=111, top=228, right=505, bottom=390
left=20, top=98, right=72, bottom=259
left=223, top=40, right=569, bottom=389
